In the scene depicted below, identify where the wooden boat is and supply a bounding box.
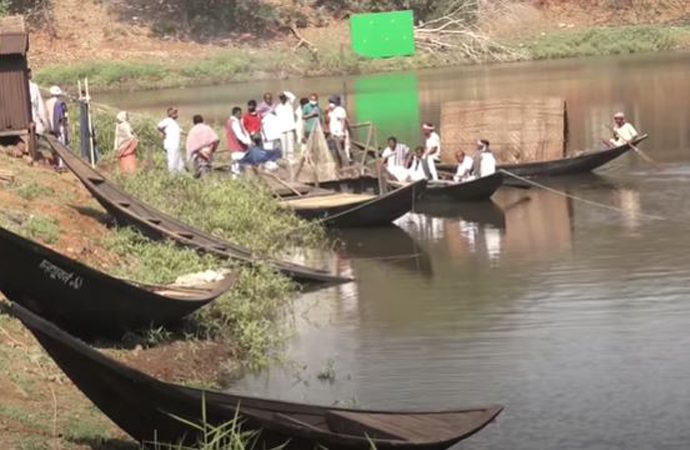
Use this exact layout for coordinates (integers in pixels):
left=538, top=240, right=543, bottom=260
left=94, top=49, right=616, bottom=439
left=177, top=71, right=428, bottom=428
left=45, top=136, right=350, bottom=286
left=282, top=180, right=426, bottom=228
left=0, top=226, right=235, bottom=337
left=11, top=302, right=503, bottom=450
left=438, top=135, right=648, bottom=177
left=424, top=173, right=503, bottom=202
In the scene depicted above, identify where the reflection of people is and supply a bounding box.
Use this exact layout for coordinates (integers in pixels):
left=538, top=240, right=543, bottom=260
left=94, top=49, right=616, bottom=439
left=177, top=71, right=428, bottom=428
left=474, top=139, right=496, bottom=177
left=609, top=112, right=638, bottom=147
left=381, top=136, right=410, bottom=182
left=114, top=111, right=138, bottom=174
left=421, top=122, right=440, bottom=181
left=453, top=150, right=474, bottom=182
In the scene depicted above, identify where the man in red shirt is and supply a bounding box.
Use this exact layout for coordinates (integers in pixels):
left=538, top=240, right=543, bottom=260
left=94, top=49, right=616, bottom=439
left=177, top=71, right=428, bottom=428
left=242, top=100, right=262, bottom=146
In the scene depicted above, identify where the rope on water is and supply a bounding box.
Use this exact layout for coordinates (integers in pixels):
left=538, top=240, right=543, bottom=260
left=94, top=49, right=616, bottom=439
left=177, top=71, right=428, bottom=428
left=499, top=169, right=667, bottom=222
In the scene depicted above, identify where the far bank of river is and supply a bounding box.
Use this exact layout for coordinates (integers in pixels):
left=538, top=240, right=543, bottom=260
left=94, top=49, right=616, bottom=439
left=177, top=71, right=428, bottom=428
left=36, top=24, right=690, bottom=93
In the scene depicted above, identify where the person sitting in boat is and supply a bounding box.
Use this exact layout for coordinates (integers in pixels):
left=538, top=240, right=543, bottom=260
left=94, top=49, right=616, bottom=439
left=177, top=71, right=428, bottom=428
left=381, top=136, right=410, bottom=182
left=609, top=112, right=639, bottom=147
left=453, top=150, right=474, bottom=183
left=421, top=122, right=440, bottom=181
left=473, top=139, right=496, bottom=178
left=408, top=146, right=431, bottom=182
left=186, top=115, right=220, bottom=178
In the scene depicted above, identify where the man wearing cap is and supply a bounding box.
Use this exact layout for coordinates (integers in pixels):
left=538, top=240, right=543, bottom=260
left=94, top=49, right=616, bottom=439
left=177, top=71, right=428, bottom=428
left=610, top=112, right=639, bottom=147
left=328, top=95, right=349, bottom=166
left=157, top=107, right=184, bottom=173
left=422, top=122, right=440, bottom=181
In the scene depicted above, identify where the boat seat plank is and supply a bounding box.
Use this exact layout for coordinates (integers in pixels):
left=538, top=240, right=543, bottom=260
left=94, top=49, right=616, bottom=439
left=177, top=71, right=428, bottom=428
left=118, top=201, right=131, bottom=208
left=325, top=410, right=488, bottom=443
left=282, top=193, right=375, bottom=210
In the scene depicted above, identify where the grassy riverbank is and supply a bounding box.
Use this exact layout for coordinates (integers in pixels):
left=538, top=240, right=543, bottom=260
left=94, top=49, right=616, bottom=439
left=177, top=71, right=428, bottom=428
left=34, top=24, right=690, bottom=92
left=0, top=106, right=329, bottom=447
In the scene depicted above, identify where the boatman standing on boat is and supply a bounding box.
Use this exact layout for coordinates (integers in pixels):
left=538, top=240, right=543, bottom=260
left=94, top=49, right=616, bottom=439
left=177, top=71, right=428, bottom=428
left=453, top=150, right=474, bottom=182
left=609, top=112, right=639, bottom=147
left=474, top=139, right=496, bottom=177
left=422, top=123, right=440, bottom=181
left=382, top=137, right=411, bottom=182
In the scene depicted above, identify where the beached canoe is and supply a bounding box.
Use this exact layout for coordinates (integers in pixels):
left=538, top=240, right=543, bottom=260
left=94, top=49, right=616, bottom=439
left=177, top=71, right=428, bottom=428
left=45, top=135, right=351, bottom=286
left=10, top=302, right=503, bottom=450
left=0, top=226, right=234, bottom=337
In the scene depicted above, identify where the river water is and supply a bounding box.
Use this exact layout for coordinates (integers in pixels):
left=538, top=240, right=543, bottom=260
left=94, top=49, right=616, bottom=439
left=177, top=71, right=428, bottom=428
left=104, top=53, right=690, bottom=449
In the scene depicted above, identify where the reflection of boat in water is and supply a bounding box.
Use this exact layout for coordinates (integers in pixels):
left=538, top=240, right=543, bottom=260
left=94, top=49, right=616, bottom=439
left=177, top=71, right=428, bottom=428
left=333, top=225, right=433, bottom=278
left=414, top=201, right=506, bottom=230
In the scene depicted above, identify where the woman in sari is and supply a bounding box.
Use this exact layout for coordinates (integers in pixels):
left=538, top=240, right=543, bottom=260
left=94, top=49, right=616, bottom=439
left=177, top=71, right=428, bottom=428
left=114, top=111, right=138, bottom=174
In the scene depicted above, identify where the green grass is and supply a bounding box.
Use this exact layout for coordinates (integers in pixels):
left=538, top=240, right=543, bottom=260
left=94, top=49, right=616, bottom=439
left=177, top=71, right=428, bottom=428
left=24, top=215, right=60, bottom=245
left=525, top=25, right=688, bottom=60
left=13, top=182, right=51, bottom=201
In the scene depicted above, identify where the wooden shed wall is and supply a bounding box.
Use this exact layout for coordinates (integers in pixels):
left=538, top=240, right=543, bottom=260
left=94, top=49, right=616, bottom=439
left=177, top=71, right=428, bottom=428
left=0, top=54, right=31, bottom=134
left=440, top=97, right=567, bottom=165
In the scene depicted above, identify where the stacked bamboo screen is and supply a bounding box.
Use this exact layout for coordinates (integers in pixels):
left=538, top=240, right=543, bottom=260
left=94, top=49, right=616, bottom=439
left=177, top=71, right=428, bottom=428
left=440, top=97, right=567, bottom=165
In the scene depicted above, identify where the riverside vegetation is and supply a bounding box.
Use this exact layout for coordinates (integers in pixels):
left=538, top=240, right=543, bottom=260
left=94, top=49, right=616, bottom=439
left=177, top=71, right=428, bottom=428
left=0, top=106, right=329, bottom=448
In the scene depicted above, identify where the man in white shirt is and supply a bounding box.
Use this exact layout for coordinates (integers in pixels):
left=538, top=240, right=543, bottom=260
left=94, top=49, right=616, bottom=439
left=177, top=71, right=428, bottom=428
left=328, top=96, right=349, bottom=166
left=408, top=146, right=430, bottom=181
left=157, top=107, right=184, bottom=173
left=28, top=69, right=48, bottom=135
left=610, top=112, right=639, bottom=147
left=422, top=122, right=440, bottom=181
left=381, top=136, right=410, bottom=182
left=453, top=150, right=474, bottom=182
left=275, top=91, right=297, bottom=160
left=474, top=139, right=496, bottom=177
left=261, top=110, right=282, bottom=154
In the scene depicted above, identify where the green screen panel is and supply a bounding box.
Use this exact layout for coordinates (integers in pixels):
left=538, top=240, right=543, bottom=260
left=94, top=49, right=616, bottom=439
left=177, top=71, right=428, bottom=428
left=353, top=73, right=420, bottom=147
left=350, top=10, right=415, bottom=59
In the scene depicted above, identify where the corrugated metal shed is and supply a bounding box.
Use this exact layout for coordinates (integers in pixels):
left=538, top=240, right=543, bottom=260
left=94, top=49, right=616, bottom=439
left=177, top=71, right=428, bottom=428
left=0, top=15, right=32, bottom=136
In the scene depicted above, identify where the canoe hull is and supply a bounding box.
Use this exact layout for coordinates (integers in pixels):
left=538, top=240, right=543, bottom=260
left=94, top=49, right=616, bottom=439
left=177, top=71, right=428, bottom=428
left=294, top=180, right=426, bottom=227
left=11, top=303, right=502, bottom=450
left=424, top=173, right=503, bottom=202
left=44, top=136, right=350, bottom=286
left=0, top=227, right=231, bottom=337
left=437, top=136, right=647, bottom=177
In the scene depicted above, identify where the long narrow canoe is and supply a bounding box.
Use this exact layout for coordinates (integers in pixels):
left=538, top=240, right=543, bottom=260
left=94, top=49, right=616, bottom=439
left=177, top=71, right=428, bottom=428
left=284, top=180, right=426, bottom=227
left=424, top=173, right=503, bottom=202
left=0, top=226, right=235, bottom=337
left=438, top=135, right=648, bottom=177
left=45, top=136, right=351, bottom=286
left=11, top=302, right=503, bottom=450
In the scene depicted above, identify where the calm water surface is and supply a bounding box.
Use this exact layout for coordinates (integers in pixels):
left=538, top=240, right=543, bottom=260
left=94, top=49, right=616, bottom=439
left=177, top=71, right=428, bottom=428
left=106, top=53, right=690, bottom=449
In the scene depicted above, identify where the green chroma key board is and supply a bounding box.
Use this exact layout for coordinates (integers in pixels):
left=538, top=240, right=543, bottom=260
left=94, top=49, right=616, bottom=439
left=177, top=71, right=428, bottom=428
left=350, top=10, right=415, bottom=59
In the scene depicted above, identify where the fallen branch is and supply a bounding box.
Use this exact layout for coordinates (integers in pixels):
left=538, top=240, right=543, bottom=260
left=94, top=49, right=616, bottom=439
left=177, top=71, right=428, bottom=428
left=287, top=26, right=318, bottom=55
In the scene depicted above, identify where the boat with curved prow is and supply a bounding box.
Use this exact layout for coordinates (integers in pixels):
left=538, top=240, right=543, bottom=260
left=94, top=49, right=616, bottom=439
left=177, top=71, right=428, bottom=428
left=283, top=179, right=426, bottom=227
left=44, top=136, right=351, bottom=286
left=438, top=135, right=648, bottom=177
left=10, top=302, right=503, bottom=450
left=0, top=226, right=235, bottom=338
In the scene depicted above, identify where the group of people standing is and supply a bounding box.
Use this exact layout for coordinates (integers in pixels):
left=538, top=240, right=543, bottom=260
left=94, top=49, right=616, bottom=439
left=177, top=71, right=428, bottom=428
left=224, top=91, right=351, bottom=172
left=381, top=123, right=497, bottom=184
